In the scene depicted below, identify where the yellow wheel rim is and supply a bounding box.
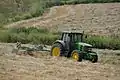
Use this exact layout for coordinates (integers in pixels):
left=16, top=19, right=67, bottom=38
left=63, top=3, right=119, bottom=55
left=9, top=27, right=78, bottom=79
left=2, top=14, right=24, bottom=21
left=92, top=57, right=95, bottom=62
left=52, top=47, right=60, bottom=56
left=72, top=52, right=79, bottom=61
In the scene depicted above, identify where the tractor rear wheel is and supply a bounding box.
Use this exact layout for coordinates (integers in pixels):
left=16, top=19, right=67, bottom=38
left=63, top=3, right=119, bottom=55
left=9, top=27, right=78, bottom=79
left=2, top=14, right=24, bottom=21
left=91, top=55, right=98, bottom=63
left=71, top=50, right=82, bottom=62
left=51, top=43, right=63, bottom=56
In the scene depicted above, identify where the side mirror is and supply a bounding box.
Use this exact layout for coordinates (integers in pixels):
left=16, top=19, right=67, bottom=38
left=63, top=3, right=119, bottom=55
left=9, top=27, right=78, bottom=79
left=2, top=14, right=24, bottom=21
left=85, top=35, right=87, bottom=38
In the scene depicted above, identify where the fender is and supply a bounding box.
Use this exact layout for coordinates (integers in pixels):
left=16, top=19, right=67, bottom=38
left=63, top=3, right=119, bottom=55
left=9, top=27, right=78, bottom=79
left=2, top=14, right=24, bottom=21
left=54, top=40, right=65, bottom=48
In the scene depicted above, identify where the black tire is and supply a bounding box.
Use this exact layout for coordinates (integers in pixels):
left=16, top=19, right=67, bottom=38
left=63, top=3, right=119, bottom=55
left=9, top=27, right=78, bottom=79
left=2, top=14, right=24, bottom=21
left=91, top=55, right=98, bottom=63
left=51, top=43, right=64, bottom=56
left=71, top=50, right=82, bottom=62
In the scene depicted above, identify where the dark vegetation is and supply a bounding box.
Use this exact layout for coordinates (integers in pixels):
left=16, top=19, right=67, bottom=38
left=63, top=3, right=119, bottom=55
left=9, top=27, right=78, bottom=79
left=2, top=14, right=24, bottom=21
left=85, top=36, right=120, bottom=50
left=0, top=27, right=120, bottom=50
left=0, top=0, right=120, bottom=26
left=0, top=27, right=58, bottom=45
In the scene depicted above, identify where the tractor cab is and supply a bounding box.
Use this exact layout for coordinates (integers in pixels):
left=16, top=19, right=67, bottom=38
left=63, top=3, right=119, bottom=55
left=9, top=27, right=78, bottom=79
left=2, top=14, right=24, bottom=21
left=61, top=31, right=84, bottom=42
left=60, top=31, right=84, bottom=52
left=51, top=30, right=98, bottom=63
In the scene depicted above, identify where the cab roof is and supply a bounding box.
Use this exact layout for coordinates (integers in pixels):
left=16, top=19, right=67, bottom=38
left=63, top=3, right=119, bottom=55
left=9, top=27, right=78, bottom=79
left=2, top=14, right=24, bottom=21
left=62, top=30, right=84, bottom=34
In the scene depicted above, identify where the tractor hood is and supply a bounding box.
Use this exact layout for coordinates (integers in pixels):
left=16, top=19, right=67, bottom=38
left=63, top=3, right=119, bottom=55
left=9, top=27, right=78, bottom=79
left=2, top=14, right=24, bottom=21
left=78, top=42, right=92, bottom=47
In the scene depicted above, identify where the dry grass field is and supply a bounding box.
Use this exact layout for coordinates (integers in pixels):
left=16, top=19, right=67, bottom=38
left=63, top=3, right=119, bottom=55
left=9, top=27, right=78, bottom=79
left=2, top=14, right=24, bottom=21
left=6, top=3, right=120, bottom=36
left=0, top=43, right=120, bottom=80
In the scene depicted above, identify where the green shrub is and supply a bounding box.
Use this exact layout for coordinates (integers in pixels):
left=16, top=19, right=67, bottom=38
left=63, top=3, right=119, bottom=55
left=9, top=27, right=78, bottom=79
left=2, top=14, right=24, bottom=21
left=85, top=36, right=120, bottom=50
left=0, top=28, right=120, bottom=50
left=0, top=27, right=120, bottom=49
left=0, top=27, right=58, bottom=45
left=0, top=31, right=10, bottom=42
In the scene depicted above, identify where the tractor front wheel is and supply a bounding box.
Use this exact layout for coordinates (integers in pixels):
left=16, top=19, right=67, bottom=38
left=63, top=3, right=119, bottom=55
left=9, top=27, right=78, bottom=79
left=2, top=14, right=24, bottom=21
left=91, top=55, right=98, bottom=63
left=51, top=43, right=63, bottom=56
left=71, top=50, right=82, bottom=62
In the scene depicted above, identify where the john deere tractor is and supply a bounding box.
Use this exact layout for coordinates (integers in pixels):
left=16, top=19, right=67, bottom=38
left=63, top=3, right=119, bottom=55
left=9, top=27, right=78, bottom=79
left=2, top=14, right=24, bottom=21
left=51, top=30, right=98, bottom=63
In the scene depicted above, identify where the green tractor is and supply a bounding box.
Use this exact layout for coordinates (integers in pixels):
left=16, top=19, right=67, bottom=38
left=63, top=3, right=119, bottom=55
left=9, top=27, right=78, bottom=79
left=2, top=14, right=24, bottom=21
left=51, top=30, right=98, bottom=63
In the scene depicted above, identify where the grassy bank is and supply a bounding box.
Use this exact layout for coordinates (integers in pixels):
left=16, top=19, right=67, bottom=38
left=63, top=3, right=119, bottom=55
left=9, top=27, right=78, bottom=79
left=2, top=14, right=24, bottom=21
left=0, top=0, right=120, bottom=26
left=85, top=36, right=120, bottom=50
left=0, top=27, right=120, bottom=50
left=0, top=27, right=58, bottom=45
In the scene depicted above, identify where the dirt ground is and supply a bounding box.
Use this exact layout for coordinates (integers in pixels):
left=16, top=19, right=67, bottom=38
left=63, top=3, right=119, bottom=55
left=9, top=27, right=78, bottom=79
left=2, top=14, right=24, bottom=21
left=0, top=43, right=120, bottom=80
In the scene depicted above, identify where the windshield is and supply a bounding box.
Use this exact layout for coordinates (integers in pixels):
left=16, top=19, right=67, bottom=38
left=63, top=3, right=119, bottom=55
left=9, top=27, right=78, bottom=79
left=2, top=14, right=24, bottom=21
left=71, top=34, right=83, bottom=42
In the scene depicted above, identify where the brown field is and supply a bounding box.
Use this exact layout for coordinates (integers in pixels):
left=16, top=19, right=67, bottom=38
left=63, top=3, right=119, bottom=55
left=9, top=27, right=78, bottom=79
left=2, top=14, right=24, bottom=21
left=0, top=43, right=120, bottom=80
left=5, top=3, right=120, bottom=36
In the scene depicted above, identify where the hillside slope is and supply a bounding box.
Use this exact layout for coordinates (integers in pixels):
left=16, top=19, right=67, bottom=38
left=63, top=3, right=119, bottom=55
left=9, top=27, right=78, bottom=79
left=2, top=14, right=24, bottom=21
left=6, top=3, right=120, bottom=36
